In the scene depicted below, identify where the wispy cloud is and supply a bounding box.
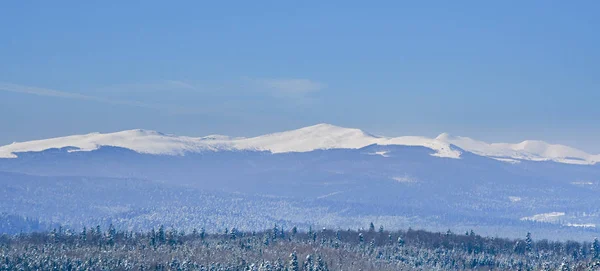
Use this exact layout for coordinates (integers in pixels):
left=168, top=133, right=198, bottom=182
left=0, top=82, right=210, bottom=115
left=260, top=78, right=325, bottom=94
left=243, top=77, right=326, bottom=98
left=0, top=78, right=325, bottom=115
left=96, top=80, right=198, bottom=93
left=0, top=82, right=125, bottom=103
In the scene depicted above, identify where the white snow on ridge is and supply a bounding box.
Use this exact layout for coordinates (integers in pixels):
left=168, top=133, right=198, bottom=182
left=436, top=133, right=600, bottom=165
left=229, top=124, right=461, bottom=158
left=521, top=212, right=565, bottom=223
left=0, top=123, right=598, bottom=165
left=493, top=158, right=521, bottom=164
left=230, top=124, right=382, bottom=153
left=566, top=223, right=596, bottom=228
left=0, top=124, right=460, bottom=159
left=0, top=129, right=220, bottom=158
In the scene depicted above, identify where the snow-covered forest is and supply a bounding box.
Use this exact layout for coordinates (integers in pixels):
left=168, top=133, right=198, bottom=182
left=2, top=224, right=599, bottom=270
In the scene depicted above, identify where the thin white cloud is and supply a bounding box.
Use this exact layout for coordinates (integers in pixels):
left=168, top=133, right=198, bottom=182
left=260, top=78, right=325, bottom=94
left=244, top=77, right=326, bottom=97
left=164, top=80, right=197, bottom=90
left=0, top=82, right=125, bottom=103
left=0, top=82, right=211, bottom=114
left=96, top=80, right=198, bottom=93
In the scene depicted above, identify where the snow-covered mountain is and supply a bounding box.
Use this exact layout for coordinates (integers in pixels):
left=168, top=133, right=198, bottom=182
left=436, top=133, right=600, bottom=165
left=1, top=123, right=598, bottom=165
left=2, top=124, right=600, bottom=239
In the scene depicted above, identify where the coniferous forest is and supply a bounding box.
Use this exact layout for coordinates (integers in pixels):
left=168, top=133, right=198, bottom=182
left=1, top=224, right=599, bottom=270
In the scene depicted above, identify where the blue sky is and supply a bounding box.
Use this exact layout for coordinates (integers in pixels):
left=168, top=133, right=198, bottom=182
left=1, top=1, right=599, bottom=152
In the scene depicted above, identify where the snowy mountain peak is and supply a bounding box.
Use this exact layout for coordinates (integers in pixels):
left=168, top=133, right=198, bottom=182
left=0, top=124, right=597, bottom=164
left=230, top=123, right=381, bottom=153
left=113, top=129, right=167, bottom=137
left=200, top=135, right=241, bottom=141
left=288, top=123, right=376, bottom=138
left=435, top=132, right=454, bottom=141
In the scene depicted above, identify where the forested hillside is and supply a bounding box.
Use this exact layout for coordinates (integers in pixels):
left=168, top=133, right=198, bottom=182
left=2, top=144, right=600, bottom=241
left=1, top=224, right=599, bottom=270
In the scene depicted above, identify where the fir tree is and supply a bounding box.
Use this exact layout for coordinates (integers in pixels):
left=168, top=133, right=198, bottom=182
left=398, top=236, right=405, bottom=247
left=158, top=225, right=166, bottom=244
left=525, top=232, right=533, bottom=253
left=272, top=224, right=278, bottom=241
left=230, top=227, right=237, bottom=240
left=592, top=237, right=600, bottom=259
left=316, top=255, right=328, bottom=271
left=288, top=252, right=299, bottom=271
left=303, top=254, right=314, bottom=271
left=81, top=227, right=87, bottom=241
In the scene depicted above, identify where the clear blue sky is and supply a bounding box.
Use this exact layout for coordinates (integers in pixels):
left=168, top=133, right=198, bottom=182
left=1, top=1, right=599, bottom=152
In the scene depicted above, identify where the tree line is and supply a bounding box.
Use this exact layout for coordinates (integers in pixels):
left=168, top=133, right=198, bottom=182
left=1, top=223, right=599, bottom=270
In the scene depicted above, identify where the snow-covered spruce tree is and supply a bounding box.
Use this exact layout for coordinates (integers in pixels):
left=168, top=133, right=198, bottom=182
left=288, top=251, right=299, bottom=271
left=230, top=227, right=237, bottom=240
left=315, top=255, right=328, bottom=271
left=559, top=261, right=570, bottom=271
left=525, top=232, right=533, bottom=253
left=303, top=254, right=314, bottom=271
left=592, top=237, right=600, bottom=259
left=158, top=225, right=166, bottom=244
left=397, top=236, right=405, bottom=247
left=1, top=226, right=597, bottom=270
left=80, top=226, right=87, bottom=241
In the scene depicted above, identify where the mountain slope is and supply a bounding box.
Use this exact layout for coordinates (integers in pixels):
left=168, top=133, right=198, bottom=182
left=1, top=144, right=599, bottom=240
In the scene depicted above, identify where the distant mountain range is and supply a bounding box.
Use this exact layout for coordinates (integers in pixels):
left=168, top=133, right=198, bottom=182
left=0, top=124, right=599, bottom=240
left=1, top=123, right=598, bottom=164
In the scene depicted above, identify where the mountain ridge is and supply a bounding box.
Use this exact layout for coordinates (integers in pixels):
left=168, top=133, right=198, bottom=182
left=1, top=123, right=598, bottom=165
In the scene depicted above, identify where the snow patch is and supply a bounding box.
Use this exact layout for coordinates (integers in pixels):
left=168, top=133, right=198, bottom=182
left=566, top=223, right=596, bottom=228
left=508, top=196, right=522, bottom=202
left=368, top=151, right=390, bottom=157
left=392, top=176, right=418, bottom=183
left=521, top=212, right=565, bottom=223
left=493, top=157, right=521, bottom=164
left=317, top=191, right=344, bottom=199
left=571, top=181, right=595, bottom=186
